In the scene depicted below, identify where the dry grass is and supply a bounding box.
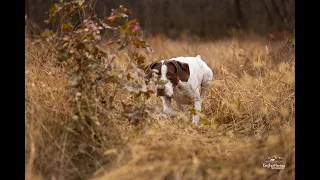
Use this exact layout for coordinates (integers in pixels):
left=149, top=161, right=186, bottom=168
left=25, top=34, right=294, bottom=180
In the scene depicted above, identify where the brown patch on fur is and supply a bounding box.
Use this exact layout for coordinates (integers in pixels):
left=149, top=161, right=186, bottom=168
left=165, top=60, right=190, bottom=86
left=144, top=60, right=190, bottom=87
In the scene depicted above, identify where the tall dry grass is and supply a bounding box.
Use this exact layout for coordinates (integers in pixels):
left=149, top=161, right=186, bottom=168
left=25, top=38, right=124, bottom=180
left=26, top=34, right=294, bottom=180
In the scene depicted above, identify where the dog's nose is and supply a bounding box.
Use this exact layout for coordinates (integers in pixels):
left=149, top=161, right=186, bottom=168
left=156, top=86, right=165, bottom=96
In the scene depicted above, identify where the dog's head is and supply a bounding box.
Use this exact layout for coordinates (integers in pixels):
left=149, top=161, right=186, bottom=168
left=144, top=60, right=190, bottom=97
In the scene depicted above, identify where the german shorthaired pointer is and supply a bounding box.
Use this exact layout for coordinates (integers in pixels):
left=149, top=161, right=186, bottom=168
left=145, top=55, right=213, bottom=124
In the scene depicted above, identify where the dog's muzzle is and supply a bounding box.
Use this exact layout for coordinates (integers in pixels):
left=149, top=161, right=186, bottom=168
left=156, top=86, right=165, bottom=96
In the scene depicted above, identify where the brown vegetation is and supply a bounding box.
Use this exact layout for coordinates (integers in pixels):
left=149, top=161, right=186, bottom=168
left=26, top=35, right=294, bottom=180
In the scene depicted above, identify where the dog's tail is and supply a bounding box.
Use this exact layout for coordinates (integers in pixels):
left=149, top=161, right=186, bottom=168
left=196, top=55, right=201, bottom=59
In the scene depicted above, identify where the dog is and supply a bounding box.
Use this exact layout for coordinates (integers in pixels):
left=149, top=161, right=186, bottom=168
left=144, top=55, right=213, bottom=124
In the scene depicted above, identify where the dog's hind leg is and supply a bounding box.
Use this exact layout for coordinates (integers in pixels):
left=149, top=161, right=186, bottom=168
left=200, top=84, right=209, bottom=103
left=191, top=89, right=202, bottom=124
left=192, top=100, right=201, bottom=124
left=200, top=70, right=212, bottom=102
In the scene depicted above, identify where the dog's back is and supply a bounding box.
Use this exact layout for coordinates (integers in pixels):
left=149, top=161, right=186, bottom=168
left=169, top=55, right=213, bottom=88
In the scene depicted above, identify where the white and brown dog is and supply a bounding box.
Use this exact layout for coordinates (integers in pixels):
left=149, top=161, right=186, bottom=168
left=144, top=55, right=213, bottom=124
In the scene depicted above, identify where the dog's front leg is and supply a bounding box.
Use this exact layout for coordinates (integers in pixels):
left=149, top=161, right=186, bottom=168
left=161, top=96, right=177, bottom=116
left=177, top=103, right=185, bottom=112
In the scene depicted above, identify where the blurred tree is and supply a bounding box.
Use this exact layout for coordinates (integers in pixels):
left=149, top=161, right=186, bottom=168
left=25, top=0, right=295, bottom=38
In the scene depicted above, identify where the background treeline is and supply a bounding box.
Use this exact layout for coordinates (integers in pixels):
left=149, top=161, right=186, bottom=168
left=25, top=0, right=294, bottom=38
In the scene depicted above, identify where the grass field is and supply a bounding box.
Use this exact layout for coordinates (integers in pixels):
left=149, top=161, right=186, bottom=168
left=25, top=34, right=295, bottom=180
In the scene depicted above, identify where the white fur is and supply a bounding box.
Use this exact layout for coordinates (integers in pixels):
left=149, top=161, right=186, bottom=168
left=158, top=55, right=213, bottom=124
left=159, top=60, right=174, bottom=97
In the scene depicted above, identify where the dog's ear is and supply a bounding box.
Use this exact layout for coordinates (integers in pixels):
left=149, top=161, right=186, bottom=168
left=169, top=60, right=190, bottom=82
left=144, top=61, right=159, bottom=74
left=144, top=61, right=161, bottom=83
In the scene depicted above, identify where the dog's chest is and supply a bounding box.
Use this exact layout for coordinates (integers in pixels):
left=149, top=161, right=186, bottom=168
left=171, top=84, right=195, bottom=105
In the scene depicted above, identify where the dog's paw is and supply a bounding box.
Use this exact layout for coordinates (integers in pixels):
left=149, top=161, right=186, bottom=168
left=192, top=115, right=200, bottom=124
left=164, top=109, right=178, bottom=116
left=158, top=113, right=170, bottom=119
